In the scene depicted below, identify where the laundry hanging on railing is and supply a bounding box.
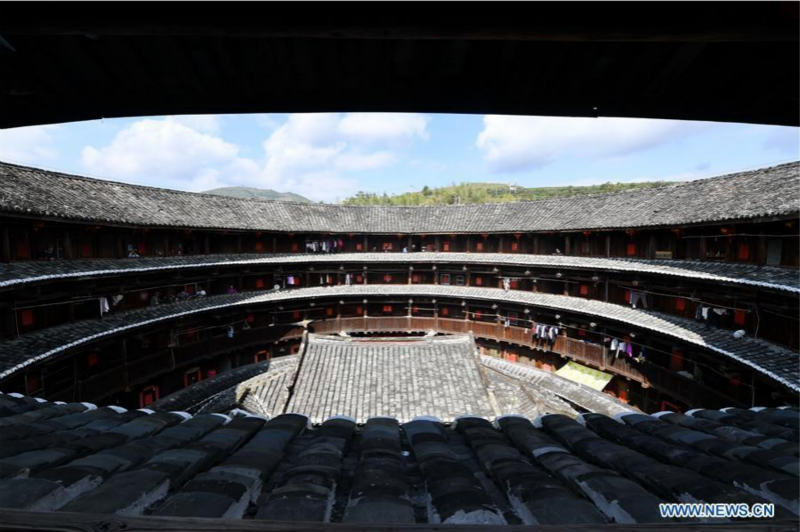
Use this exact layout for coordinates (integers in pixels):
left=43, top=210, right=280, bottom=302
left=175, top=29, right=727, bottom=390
left=695, top=304, right=728, bottom=327
left=629, top=290, right=648, bottom=309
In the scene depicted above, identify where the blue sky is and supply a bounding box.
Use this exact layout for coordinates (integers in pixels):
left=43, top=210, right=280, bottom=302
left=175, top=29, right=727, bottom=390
left=0, top=113, right=797, bottom=202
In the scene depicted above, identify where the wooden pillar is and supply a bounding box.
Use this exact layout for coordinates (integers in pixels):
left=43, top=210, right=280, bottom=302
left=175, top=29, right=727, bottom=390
left=434, top=235, right=440, bottom=252
left=122, top=339, right=130, bottom=391
left=363, top=235, right=368, bottom=252
left=533, top=235, right=539, bottom=255
left=757, top=234, right=767, bottom=265
left=236, top=235, right=242, bottom=253
left=498, top=235, right=504, bottom=253
left=63, top=231, right=73, bottom=259
left=647, top=233, right=657, bottom=259
left=564, top=235, right=571, bottom=255
left=204, top=235, right=210, bottom=254
left=407, top=235, right=412, bottom=251
left=1, top=226, right=10, bottom=262
left=698, top=237, right=707, bottom=260
left=466, top=235, right=471, bottom=253
left=116, top=234, right=124, bottom=258
left=465, top=268, right=471, bottom=287
left=272, top=235, right=277, bottom=253
left=605, top=234, right=611, bottom=257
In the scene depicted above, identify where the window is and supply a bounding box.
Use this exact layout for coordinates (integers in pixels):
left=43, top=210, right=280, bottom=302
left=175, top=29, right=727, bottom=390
left=455, top=275, right=465, bottom=286
left=19, top=309, right=35, bottom=327
left=15, top=240, right=30, bottom=259
left=737, top=243, right=750, bottom=261
left=669, top=350, right=683, bottom=371
left=184, top=368, right=202, bottom=387
left=26, top=374, right=40, bottom=394
left=254, top=350, right=270, bottom=363
left=139, top=385, right=159, bottom=408
left=440, top=273, right=451, bottom=284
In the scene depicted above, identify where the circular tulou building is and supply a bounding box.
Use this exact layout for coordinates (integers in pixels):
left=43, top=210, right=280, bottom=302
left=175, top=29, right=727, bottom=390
left=0, top=3, right=798, bottom=530
left=0, top=159, right=798, bottom=527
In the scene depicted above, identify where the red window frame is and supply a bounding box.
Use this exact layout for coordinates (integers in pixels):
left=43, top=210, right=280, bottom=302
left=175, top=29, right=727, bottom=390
left=139, top=385, right=160, bottom=408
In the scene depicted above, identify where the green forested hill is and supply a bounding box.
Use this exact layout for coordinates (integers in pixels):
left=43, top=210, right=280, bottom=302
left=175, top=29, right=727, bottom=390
left=342, top=181, right=677, bottom=206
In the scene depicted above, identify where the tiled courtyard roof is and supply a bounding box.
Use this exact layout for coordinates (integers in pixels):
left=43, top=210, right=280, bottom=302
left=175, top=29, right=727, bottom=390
left=1, top=160, right=797, bottom=233
left=0, top=391, right=796, bottom=523
left=284, top=334, right=494, bottom=423
left=2, top=252, right=798, bottom=293
left=231, top=344, right=633, bottom=423
left=0, top=285, right=797, bottom=391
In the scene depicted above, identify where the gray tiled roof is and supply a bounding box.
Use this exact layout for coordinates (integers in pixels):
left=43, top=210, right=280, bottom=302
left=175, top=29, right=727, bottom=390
left=3, top=252, right=798, bottom=293
left=0, top=285, right=797, bottom=390
left=482, top=356, right=634, bottom=418
left=285, top=334, right=494, bottom=423
left=1, top=160, right=797, bottom=233
left=0, top=391, right=795, bottom=523
left=195, top=343, right=627, bottom=422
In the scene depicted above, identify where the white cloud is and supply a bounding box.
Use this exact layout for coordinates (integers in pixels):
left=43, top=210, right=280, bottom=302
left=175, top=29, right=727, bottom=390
left=169, top=115, right=222, bottom=135
left=338, top=113, right=429, bottom=144
left=81, top=118, right=241, bottom=190
left=0, top=125, right=58, bottom=164
left=476, top=115, right=695, bottom=172
left=79, top=113, right=429, bottom=201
